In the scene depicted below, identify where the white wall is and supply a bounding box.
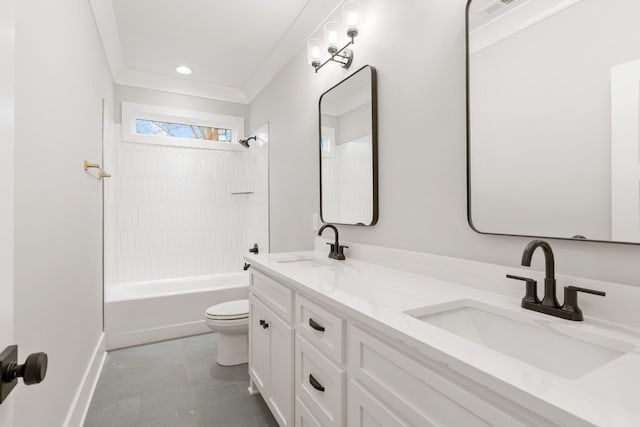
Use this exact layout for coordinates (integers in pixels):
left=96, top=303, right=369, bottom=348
left=337, top=102, right=370, bottom=144
left=470, top=0, right=640, bottom=241
left=0, top=0, right=15, bottom=425
left=249, top=0, right=640, bottom=286
left=13, top=0, right=114, bottom=425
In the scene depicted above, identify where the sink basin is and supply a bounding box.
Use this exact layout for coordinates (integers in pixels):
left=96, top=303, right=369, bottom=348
left=275, top=255, right=332, bottom=269
left=405, top=300, right=635, bottom=379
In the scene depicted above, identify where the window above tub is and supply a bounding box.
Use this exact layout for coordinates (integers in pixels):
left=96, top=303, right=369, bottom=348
left=122, top=102, right=244, bottom=151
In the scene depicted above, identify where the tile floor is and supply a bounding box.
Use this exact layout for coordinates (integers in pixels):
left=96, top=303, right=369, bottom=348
left=84, top=334, right=277, bottom=427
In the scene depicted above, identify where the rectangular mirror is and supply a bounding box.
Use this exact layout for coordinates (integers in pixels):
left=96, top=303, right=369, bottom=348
left=320, top=65, right=378, bottom=226
left=467, top=0, right=640, bottom=244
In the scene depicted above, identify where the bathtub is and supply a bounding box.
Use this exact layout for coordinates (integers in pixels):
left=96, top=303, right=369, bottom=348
left=105, top=273, right=249, bottom=350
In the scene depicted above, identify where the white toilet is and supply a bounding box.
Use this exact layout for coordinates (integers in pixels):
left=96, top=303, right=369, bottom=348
left=205, top=299, right=250, bottom=366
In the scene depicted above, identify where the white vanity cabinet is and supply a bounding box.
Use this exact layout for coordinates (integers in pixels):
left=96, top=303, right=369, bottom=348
left=249, top=267, right=557, bottom=427
left=249, top=271, right=294, bottom=427
left=347, top=326, right=536, bottom=427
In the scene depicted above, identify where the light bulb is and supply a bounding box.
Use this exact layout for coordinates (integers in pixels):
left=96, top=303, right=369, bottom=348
left=324, top=22, right=340, bottom=54
left=343, top=1, right=362, bottom=38
left=307, top=38, right=323, bottom=68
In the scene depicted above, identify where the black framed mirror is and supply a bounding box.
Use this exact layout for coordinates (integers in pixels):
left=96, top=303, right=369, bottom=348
left=319, top=65, right=378, bottom=226
left=466, top=0, right=640, bottom=245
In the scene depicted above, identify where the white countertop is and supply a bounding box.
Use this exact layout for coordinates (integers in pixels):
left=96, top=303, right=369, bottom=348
left=245, top=250, right=640, bottom=427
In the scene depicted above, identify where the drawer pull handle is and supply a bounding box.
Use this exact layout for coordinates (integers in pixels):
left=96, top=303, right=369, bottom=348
left=259, top=320, right=269, bottom=329
left=309, top=374, right=325, bottom=392
left=309, top=318, right=325, bottom=332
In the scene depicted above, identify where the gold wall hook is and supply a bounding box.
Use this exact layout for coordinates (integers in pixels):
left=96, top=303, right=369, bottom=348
left=84, top=161, right=111, bottom=180
left=84, top=161, right=100, bottom=171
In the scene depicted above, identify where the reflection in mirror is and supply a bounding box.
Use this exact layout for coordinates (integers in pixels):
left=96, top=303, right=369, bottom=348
left=467, top=0, right=640, bottom=244
left=320, top=65, right=377, bottom=225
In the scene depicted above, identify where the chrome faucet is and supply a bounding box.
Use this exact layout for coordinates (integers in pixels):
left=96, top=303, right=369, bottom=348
left=317, top=224, right=348, bottom=260
left=507, top=240, right=605, bottom=321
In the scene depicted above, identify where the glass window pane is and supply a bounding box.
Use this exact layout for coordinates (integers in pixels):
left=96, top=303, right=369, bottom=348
left=135, top=119, right=233, bottom=142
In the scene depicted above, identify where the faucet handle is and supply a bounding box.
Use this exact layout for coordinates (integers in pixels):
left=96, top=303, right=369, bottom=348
left=565, top=286, right=606, bottom=297
left=336, top=245, right=348, bottom=259
left=562, top=286, right=606, bottom=321
left=506, top=274, right=540, bottom=306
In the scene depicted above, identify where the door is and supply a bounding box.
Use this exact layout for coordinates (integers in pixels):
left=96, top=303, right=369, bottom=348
left=611, top=59, right=640, bottom=241
left=267, top=311, right=293, bottom=427
left=249, top=297, right=270, bottom=394
left=0, top=0, right=15, bottom=425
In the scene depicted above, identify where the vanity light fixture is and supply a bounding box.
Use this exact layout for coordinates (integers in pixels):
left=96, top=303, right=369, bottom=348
left=308, top=0, right=362, bottom=73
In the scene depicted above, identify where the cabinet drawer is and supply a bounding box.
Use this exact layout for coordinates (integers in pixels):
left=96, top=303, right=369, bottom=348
left=295, top=396, right=322, bottom=427
left=295, top=294, right=345, bottom=365
left=349, top=326, right=528, bottom=427
left=295, top=334, right=345, bottom=427
left=251, top=270, right=293, bottom=323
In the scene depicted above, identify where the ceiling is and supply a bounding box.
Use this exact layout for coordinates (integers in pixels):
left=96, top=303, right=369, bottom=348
left=91, top=0, right=343, bottom=103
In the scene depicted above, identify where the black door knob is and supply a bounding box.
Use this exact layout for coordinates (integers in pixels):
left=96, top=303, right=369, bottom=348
left=3, top=352, right=48, bottom=386
left=21, top=353, right=48, bottom=385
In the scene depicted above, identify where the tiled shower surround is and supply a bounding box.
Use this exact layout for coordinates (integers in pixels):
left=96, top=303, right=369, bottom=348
left=104, top=131, right=267, bottom=285
left=322, top=136, right=373, bottom=224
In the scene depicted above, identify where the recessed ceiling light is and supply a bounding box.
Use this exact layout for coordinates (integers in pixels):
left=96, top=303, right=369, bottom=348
left=176, top=66, right=192, bottom=75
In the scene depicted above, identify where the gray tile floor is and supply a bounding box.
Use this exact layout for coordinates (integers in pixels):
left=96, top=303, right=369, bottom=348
left=84, top=333, right=278, bottom=427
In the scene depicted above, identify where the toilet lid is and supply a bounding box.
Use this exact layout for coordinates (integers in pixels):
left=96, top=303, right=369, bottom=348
left=206, top=299, right=249, bottom=320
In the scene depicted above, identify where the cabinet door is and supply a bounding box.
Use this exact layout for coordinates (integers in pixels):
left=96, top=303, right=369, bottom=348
left=249, top=296, right=271, bottom=394
left=268, top=309, right=294, bottom=427
left=348, top=380, right=412, bottom=427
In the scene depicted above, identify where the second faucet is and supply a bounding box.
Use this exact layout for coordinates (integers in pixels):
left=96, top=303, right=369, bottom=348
left=318, top=224, right=348, bottom=260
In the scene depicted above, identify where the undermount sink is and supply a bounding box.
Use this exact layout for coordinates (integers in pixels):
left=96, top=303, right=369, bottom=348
left=275, top=255, right=332, bottom=269
left=405, top=300, right=636, bottom=379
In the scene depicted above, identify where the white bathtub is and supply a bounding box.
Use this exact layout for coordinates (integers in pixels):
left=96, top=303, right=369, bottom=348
left=105, top=273, right=249, bottom=350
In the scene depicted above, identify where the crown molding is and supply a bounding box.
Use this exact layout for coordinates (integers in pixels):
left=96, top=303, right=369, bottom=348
left=469, top=0, right=585, bottom=54
left=116, top=70, right=248, bottom=104
left=88, top=0, right=247, bottom=104
left=243, top=0, right=343, bottom=102
left=89, top=0, right=342, bottom=105
left=88, top=0, right=124, bottom=78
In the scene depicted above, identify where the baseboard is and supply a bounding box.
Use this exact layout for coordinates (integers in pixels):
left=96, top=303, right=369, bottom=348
left=106, top=320, right=211, bottom=350
left=63, top=333, right=106, bottom=427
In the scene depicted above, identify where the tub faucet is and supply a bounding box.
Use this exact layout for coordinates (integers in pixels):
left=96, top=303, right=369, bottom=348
left=317, top=224, right=348, bottom=260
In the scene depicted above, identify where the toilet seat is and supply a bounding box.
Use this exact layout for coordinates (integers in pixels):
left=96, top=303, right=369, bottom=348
left=206, top=299, right=249, bottom=321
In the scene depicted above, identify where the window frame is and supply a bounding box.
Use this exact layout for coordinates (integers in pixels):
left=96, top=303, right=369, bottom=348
left=121, top=102, right=244, bottom=151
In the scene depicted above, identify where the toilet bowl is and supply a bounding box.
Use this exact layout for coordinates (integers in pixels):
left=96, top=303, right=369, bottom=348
left=205, top=299, right=249, bottom=366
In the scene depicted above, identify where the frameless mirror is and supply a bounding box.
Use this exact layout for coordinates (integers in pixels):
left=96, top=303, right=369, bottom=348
left=320, top=65, right=378, bottom=226
left=467, top=0, right=640, bottom=244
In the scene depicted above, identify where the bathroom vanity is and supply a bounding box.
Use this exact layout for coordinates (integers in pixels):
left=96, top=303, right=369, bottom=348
left=246, top=243, right=640, bottom=427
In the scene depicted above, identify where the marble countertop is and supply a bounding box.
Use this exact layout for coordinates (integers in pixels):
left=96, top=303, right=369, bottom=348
left=245, top=250, right=640, bottom=427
